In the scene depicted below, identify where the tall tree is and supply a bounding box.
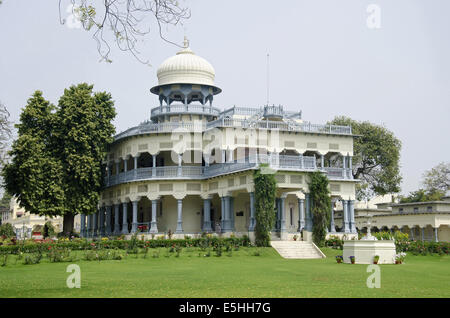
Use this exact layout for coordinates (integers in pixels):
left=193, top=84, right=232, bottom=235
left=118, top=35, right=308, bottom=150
left=309, top=171, right=331, bottom=247
left=0, top=101, right=12, bottom=169
left=2, top=92, right=66, bottom=217
left=55, top=83, right=116, bottom=234
left=330, top=116, right=402, bottom=200
left=399, top=188, right=444, bottom=203
left=2, top=85, right=116, bottom=235
left=422, top=162, right=450, bottom=194
left=254, top=165, right=277, bottom=247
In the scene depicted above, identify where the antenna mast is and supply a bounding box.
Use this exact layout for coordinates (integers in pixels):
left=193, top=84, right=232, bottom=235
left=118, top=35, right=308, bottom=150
left=266, top=53, right=270, bottom=105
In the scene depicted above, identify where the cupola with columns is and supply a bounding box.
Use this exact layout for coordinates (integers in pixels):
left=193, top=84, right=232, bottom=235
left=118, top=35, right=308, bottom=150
left=150, top=37, right=222, bottom=123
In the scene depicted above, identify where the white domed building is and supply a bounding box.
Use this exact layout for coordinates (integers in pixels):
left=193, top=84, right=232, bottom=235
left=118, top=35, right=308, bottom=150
left=80, top=38, right=358, bottom=242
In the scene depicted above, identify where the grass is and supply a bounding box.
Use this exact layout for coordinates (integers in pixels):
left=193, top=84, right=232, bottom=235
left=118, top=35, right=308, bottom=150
left=0, top=247, right=449, bottom=298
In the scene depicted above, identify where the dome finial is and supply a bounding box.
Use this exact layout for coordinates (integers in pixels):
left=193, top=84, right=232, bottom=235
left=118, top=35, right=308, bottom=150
left=183, top=36, right=189, bottom=48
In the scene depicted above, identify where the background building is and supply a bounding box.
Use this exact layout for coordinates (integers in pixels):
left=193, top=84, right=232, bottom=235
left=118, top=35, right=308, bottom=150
left=334, top=195, right=450, bottom=242
left=0, top=197, right=81, bottom=238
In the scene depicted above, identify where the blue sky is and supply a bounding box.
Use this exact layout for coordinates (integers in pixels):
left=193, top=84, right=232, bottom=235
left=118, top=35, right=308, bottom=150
left=0, top=0, right=449, bottom=195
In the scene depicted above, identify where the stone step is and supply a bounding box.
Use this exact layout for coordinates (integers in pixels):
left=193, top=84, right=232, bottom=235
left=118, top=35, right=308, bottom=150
left=271, top=241, right=325, bottom=259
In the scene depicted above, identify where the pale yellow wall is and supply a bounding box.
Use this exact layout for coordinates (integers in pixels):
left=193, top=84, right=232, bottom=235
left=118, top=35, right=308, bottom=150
left=108, top=126, right=354, bottom=163
left=438, top=226, right=450, bottom=241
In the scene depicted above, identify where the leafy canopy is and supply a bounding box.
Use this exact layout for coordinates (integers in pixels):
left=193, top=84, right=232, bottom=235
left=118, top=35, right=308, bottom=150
left=422, top=162, right=450, bottom=194
left=330, top=116, right=402, bottom=200
left=399, top=189, right=444, bottom=203
left=2, top=84, right=116, bottom=234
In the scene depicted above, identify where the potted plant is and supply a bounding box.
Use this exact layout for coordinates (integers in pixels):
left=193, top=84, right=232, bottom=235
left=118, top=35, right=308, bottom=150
left=349, top=255, right=356, bottom=264
left=335, top=255, right=343, bottom=263
left=395, top=252, right=406, bottom=264
left=293, top=235, right=298, bottom=241
left=373, top=255, right=380, bottom=264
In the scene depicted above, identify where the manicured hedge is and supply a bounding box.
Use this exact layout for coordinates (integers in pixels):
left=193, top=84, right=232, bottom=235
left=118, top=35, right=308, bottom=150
left=0, top=236, right=251, bottom=255
left=396, top=240, right=450, bottom=255
left=324, top=231, right=450, bottom=255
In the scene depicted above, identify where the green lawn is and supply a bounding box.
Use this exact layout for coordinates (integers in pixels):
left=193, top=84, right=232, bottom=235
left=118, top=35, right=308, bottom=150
left=0, top=247, right=449, bottom=298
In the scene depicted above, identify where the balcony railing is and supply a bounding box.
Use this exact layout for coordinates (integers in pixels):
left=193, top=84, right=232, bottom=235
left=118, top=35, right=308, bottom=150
left=206, top=118, right=352, bottom=135
left=114, top=113, right=352, bottom=142
left=104, top=155, right=353, bottom=187
left=151, top=104, right=221, bottom=118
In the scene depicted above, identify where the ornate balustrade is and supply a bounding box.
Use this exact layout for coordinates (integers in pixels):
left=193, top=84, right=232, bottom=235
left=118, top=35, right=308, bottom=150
left=205, top=118, right=352, bottom=135
left=115, top=109, right=351, bottom=142
left=151, top=104, right=221, bottom=118
left=104, top=155, right=353, bottom=187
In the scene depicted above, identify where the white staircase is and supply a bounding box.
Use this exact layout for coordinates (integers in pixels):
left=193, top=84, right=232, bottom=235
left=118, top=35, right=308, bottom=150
left=271, top=241, right=326, bottom=259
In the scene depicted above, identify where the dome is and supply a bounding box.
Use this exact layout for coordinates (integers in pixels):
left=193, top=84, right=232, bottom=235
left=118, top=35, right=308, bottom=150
left=155, top=39, right=216, bottom=87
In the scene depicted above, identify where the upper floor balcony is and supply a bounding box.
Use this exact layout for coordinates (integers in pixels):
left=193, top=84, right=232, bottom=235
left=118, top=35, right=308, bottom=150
left=114, top=117, right=352, bottom=143
left=206, top=117, right=352, bottom=135
left=150, top=104, right=221, bottom=121
left=104, top=154, right=354, bottom=187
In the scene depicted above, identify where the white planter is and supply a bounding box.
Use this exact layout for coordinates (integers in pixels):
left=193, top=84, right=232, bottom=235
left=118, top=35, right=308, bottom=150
left=343, top=240, right=396, bottom=264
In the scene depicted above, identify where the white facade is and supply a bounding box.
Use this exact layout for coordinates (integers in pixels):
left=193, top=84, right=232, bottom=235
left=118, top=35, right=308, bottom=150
left=334, top=196, right=450, bottom=242
left=0, top=197, right=70, bottom=238
left=81, top=39, right=359, bottom=241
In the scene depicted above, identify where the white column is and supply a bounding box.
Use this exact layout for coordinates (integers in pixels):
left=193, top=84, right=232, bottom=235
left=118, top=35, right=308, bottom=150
left=177, top=153, right=182, bottom=177
left=131, top=201, right=138, bottom=233
left=150, top=199, right=158, bottom=234
left=330, top=199, right=336, bottom=232
left=223, top=196, right=231, bottom=232
left=152, top=154, right=157, bottom=177
left=221, top=197, right=226, bottom=231
left=305, top=194, right=312, bottom=231
left=113, top=204, right=120, bottom=235
left=175, top=199, right=183, bottom=234
left=203, top=198, right=212, bottom=232
left=249, top=192, right=256, bottom=231
left=122, top=202, right=129, bottom=234
left=280, top=195, right=287, bottom=232
left=349, top=200, right=356, bottom=233
left=298, top=198, right=305, bottom=232
left=343, top=200, right=350, bottom=233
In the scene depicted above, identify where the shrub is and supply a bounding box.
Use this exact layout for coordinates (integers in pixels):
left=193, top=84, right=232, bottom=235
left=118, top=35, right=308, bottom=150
left=152, top=249, right=161, bottom=258
left=47, top=246, right=75, bottom=262
left=23, top=252, right=42, bottom=265
left=325, top=236, right=343, bottom=250
left=0, top=223, right=15, bottom=238
left=0, top=236, right=252, bottom=254
left=1, top=252, right=8, bottom=266
left=254, top=165, right=277, bottom=247
left=309, top=171, right=331, bottom=247
left=214, top=243, right=222, bottom=257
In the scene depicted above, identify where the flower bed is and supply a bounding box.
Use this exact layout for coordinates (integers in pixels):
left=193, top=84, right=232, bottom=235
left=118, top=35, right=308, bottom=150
left=325, top=236, right=343, bottom=250
left=0, top=236, right=251, bottom=255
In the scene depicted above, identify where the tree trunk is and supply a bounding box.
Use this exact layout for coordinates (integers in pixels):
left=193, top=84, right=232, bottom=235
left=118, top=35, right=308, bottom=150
left=62, top=213, right=75, bottom=236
